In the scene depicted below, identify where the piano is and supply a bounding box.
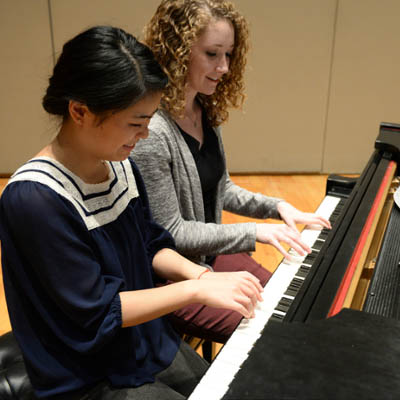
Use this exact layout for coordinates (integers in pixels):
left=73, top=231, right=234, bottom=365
left=189, top=122, right=400, bottom=400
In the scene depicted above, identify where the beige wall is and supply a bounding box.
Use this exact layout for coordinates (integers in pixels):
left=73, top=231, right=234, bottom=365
left=323, top=0, right=400, bottom=173
left=0, top=0, right=52, bottom=175
left=1, top=0, right=400, bottom=175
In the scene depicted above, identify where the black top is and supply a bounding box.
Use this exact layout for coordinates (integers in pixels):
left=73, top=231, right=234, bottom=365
left=179, top=112, right=224, bottom=224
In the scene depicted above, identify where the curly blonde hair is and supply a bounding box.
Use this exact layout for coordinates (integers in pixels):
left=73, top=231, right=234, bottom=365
left=144, top=0, right=250, bottom=126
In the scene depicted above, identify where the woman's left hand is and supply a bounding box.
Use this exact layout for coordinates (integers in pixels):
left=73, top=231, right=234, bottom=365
left=277, top=201, right=331, bottom=232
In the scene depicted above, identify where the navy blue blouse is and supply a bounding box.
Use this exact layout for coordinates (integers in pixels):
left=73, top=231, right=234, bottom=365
left=0, top=157, right=180, bottom=398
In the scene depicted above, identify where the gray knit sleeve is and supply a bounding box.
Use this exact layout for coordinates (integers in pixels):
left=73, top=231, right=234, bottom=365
left=223, top=172, right=283, bottom=220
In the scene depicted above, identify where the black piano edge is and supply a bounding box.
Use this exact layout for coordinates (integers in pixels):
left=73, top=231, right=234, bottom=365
left=326, top=174, right=357, bottom=198
left=375, top=121, right=400, bottom=164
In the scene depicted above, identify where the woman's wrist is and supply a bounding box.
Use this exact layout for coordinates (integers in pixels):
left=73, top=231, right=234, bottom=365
left=197, top=268, right=210, bottom=280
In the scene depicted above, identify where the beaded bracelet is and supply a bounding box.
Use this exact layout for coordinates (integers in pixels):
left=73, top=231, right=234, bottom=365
left=197, top=269, right=210, bottom=280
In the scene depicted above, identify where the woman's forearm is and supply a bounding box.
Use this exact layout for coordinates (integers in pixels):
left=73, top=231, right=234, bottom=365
left=152, top=248, right=207, bottom=281
left=119, top=280, right=198, bottom=327
left=119, top=248, right=206, bottom=327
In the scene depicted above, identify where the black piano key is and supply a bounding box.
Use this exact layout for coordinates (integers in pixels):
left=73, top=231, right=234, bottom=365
left=290, top=277, right=304, bottom=288
left=284, top=278, right=304, bottom=297
left=318, top=229, right=330, bottom=240
left=269, top=313, right=285, bottom=322
left=330, top=208, right=341, bottom=218
left=329, top=206, right=342, bottom=218
left=296, top=265, right=311, bottom=278
left=328, top=199, right=345, bottom=224
left=276, top=297, right=293, bottom=313
left=311, top=239, right=324, bottom=251
left=284, top=287, right=297, bottom=298
left=302, top=250, right=319, bottom=265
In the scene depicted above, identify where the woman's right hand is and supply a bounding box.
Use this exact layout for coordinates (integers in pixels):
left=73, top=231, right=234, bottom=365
left=256, top=223, right=311, bottom=260
left=193, top=271, right=263, bottom=319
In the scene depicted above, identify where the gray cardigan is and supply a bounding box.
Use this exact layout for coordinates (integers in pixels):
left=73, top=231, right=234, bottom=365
left=132, top=110, right=282, bottom=265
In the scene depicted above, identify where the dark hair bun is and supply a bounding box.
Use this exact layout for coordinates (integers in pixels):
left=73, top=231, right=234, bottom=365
left=42, top=26, right=168, bottom=118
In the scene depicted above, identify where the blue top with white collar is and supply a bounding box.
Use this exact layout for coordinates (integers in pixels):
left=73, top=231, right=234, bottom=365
left=0, top=157, right=179, bottom=398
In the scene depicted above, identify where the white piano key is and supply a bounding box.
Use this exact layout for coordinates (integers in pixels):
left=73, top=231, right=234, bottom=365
left=316, top=195, right=341, bottom=217
left=237, top=314, right=269, bottom=333
left=300, top=229, right=323, bottom=246
left=221, top=330, right=256, bottom=353
left=227, top=324, right=260, bottom=345
left=189, top=369, right=234, bottom=400
left=286, top=252, right=307, bottom=264
left=216, top=344, right=251, bottom=366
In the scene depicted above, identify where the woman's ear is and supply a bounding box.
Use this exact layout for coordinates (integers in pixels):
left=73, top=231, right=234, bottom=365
left=68, top=100, right=92, bottom=126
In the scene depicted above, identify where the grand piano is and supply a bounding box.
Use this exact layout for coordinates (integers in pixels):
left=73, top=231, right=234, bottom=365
left=189, top=122, right=400, bottom=399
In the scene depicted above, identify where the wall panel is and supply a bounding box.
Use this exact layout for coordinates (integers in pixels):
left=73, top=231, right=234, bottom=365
left=0, top=0, right=52, bottom=174
left=50, top=0, right=161, bottom=54
left=225, top=0, right=337, bottom=173
left=323, top=0, right=400, bottom=173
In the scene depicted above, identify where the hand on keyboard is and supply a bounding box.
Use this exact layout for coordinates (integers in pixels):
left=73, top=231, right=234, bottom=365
left=195, top=271, right=263, bottom=319
left=255, top=223, right=311, bottom=260
left=277, top=201, right=332, bottom=231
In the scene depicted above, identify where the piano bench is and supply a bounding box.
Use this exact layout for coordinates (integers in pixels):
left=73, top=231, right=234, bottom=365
left=0, top=331, right=33, bottom=399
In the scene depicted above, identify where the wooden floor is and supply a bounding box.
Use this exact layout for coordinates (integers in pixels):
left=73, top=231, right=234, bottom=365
left=0, top=174, right=329, bottom=336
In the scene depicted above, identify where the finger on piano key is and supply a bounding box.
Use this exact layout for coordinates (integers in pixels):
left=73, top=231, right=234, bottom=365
left=299, top=229, right=322, bottom=245
left=306, top=223, right=325, bottom=230
left=317, top=195, right=342, bottom=217
left=285, top=251, right=306, bottom=264
left=301, top=250, right=319, bottom=266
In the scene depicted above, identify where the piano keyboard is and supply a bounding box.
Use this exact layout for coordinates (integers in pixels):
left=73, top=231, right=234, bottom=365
left=188, top=195, right=344, bottom=400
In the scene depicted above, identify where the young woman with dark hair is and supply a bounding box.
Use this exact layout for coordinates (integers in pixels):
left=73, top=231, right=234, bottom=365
left=0, top=25, right=262, bottom=399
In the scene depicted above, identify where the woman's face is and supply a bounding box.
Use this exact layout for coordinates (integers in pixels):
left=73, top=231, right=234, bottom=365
left=86, top=92, right=161, bottom=162
left=187, top=18, right=235, bottom=96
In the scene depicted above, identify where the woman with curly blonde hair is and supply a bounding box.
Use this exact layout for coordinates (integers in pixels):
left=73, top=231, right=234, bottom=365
left=132, top=0, right=330, bottom=344
left=144, top=0, right=249, bottom=127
